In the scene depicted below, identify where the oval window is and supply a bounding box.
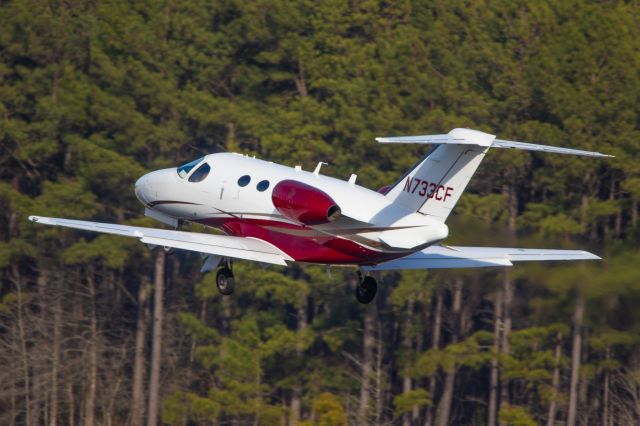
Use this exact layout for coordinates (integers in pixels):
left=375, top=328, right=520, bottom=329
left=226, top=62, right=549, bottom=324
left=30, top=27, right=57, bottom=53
left=189, top=163, right=211, bottom=182
left=238, top=175, right=251, bottom=187
left=257, top=180, right=270, bottom=192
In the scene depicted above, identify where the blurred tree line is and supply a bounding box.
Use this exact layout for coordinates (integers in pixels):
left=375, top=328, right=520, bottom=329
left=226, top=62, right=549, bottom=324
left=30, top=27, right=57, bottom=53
left=1, top=0, right=640, bottom=425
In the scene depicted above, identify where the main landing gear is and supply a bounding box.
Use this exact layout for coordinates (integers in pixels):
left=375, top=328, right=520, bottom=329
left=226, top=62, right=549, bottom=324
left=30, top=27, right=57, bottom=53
left=355, top=271, right=377, bottom=304
left=216, top=259, right=235, bottom=295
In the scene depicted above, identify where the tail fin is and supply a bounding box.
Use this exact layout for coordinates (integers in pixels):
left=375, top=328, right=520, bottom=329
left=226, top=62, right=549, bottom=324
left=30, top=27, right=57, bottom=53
left=379, top=128, right=612, bottom=222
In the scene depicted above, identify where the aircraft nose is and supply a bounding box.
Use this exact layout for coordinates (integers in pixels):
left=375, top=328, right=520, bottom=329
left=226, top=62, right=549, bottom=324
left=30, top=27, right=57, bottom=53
left=135, top=169, right=175, bottom=206
left=135, top=173, right=152, bottom=205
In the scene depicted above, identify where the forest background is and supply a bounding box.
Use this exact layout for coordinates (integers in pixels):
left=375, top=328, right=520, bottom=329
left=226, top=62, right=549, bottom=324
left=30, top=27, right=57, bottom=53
left=1, top=1, right=640, bottom=425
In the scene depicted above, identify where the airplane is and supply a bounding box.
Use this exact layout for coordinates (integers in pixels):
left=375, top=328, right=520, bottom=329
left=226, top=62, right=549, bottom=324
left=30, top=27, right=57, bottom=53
left=29, top=128, right=612, bottom=304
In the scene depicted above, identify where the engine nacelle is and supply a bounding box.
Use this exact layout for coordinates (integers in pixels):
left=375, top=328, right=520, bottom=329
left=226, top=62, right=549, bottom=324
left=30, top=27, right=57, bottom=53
left=272, top=180, right=341, bottom=225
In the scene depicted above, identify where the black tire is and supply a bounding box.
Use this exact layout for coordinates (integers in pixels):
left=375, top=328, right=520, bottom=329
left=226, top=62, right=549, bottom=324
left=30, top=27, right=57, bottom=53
left=355, top=276, right=377, bottom=304
left=216, top=267, right=235, bottom=295
left=163, top=246, right=175, bottom=255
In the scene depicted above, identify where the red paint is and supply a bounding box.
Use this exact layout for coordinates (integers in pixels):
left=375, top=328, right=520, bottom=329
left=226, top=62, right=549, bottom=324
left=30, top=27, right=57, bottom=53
left=402, top=177, right=454, bottom=202
left=196, top=216, right=408, bottom=265
left=272, top=180, right=341, bottom=225
left=403, top=177, right=411, bottom=192
left=444, top=186, right=454, bottom=201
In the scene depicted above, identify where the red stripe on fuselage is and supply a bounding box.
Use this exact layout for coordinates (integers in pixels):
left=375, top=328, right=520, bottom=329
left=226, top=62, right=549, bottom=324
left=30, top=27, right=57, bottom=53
left=195, top=217, right=409, bottom=265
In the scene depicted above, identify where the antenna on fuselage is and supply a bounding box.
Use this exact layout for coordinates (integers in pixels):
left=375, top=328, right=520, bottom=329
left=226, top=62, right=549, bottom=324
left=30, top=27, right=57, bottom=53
left=313, top=162, right=328, bottom=175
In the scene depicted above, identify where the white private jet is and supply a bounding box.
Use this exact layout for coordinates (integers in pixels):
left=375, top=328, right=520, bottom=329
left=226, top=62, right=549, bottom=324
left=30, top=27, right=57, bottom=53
left=30, top=129, right=611, bottom=303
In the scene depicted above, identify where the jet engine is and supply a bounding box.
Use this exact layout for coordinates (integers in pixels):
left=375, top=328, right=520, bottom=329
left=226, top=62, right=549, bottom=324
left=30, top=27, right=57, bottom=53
left=272, top=180, right=341, bottom=225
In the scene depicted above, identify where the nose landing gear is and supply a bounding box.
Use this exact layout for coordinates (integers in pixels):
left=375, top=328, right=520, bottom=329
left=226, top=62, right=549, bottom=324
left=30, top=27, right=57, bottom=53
left=216, top=259, right=235, bottom=295
left=355, top=271, right=377, bottom=304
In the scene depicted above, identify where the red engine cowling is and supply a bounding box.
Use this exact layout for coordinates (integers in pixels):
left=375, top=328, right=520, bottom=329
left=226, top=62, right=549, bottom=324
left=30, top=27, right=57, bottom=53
left=272, top=180, right=342, bottom=225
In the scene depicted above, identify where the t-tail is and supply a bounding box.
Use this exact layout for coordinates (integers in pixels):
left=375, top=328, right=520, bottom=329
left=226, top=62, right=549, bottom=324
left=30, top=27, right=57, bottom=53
left=379, top=128, right=612, bottom=222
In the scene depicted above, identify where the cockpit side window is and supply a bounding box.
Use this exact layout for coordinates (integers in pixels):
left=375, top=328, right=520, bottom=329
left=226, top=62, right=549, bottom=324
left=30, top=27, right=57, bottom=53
left=177, top=157, right=204, bottom=179
left=188, top=163, right=211, bottom=182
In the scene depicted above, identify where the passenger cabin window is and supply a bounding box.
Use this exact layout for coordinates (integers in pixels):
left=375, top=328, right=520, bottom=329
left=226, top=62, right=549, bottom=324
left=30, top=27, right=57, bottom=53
left=177, top=157, right=203, bottom=179
left=257, top=180, right=270, bottom=192
left=189, top=163, right=211, bottom=182
left=238, top=175, right=251, bottom=187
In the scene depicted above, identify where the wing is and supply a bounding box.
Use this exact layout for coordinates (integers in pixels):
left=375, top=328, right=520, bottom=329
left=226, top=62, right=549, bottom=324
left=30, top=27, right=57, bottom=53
left=29, top=216, right=292, bottom=266
left=363, top=245, right=601, bottom=271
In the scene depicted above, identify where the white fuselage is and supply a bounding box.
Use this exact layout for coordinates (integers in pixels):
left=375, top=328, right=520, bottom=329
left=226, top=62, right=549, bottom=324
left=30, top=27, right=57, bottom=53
left=134, top=153, right=448, bottom=264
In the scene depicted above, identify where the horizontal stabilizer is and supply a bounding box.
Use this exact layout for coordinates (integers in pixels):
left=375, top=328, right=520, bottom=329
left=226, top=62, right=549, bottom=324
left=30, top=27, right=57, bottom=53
left=363, top=245, right=601, bottom=271
left=491, top=139, right=613, bottom=158
left=29, top=216, right=292, bottom=266
left=377, top=128, right=494, bottom=147
left=377, top=128, right=613, bottom=158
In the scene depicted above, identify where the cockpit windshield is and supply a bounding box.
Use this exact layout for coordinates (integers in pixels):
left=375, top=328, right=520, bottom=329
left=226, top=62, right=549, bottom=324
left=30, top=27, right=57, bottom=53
left=177, top=157, right=203, bottom=179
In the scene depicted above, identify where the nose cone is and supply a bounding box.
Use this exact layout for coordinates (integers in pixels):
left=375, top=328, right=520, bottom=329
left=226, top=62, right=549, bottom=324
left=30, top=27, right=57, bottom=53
left=135, top=173, right=152, bottom=205
left=135, top=169, right=177, bottom=206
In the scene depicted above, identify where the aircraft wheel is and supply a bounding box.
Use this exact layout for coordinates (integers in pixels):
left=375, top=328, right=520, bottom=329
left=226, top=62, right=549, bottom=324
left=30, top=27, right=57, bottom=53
left=355, top=275, right=377, bottom=304
left=216, top=267, right=235, bottom=295
left=163, top=246, right=175, bottom=255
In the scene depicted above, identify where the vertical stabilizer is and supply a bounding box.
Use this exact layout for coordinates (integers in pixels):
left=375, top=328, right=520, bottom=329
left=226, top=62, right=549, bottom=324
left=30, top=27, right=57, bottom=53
left=380, top=128, right=494, bottom=222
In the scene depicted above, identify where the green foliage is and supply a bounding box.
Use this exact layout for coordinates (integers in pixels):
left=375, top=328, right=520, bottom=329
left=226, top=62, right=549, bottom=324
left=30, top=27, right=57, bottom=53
left=415, top=331, right=494, bottom=376
left=162, top=391, right=220, bottom=425
left=63, top=235, right=140, bottom=268
left=0, top=292, right=19, bottom=315
left=308, top=392, right=347, bottom=426
left=393, top=389, right=431, bottom=417
left=176, top=312, right=219, bottom=342
left=499, top=404, right=537, bottom=426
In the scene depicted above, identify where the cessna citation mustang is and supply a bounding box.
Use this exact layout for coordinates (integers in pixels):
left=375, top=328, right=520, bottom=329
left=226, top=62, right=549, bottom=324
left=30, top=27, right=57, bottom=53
left=30, top=129, right=611, bottom=304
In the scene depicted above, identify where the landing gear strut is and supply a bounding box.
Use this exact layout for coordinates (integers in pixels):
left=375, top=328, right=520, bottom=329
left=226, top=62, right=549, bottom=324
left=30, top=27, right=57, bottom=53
left=355, top=271, right=377, bottom=304
left=216, top=259, right=235, bottom=295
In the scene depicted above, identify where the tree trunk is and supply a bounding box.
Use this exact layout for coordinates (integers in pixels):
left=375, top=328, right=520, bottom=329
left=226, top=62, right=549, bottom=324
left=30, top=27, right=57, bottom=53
left=498, top=271, right=513, bottom=423
left=294, top=58, right=308, bottom=97
left=498, top=176, right=517, bottom=424
left=489, top=287, right=504, bottom=426
left=147, top=251, right=165, bottom=426
left=435, top=278, right=463, bottom=426
left=289, top=293, right=308, bottom=426
left=580, top=194, right=589, bottom=234
left=578, top=328, right=590, bottom=426
left=376, top=319, right=384, bottom=426
left=546, top=331, right=562, bottom=426
left=402, top=298, right=415, bottom=426
left=11, top=328, right=16, bottom=426
left=67, top=382, right=75, bottom=426
left=221, top=295, right=232, bottom=335
left=15, top=267, right=32, bottom=426
left=567, top=291, right=585, bottom=426
left=602, top=346, right=610, bottom=426
left=358, top=302, right=376, bottom=423
left=413, top=299, right=425, bottom=425
left=424, top=289, right=443, bottom=426
left=50, top=279, right=62, bottom=426
left=131, top=277, right=150, bottom=426
left=84, top=268, right=97, bottom=426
